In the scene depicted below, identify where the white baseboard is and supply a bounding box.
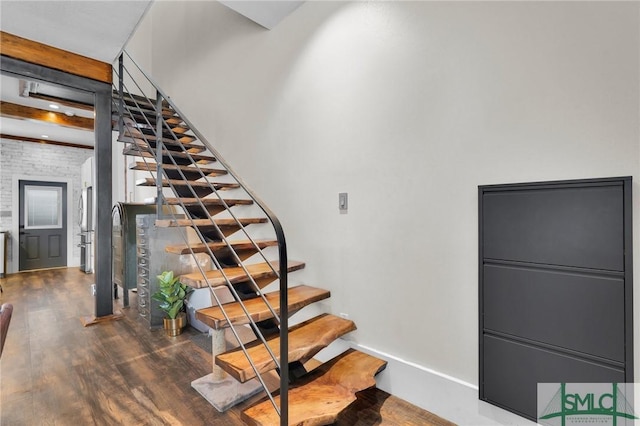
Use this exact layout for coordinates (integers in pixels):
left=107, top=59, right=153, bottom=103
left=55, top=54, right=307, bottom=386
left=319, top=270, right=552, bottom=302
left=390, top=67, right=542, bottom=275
left=315, top=339, right=537, bottom=426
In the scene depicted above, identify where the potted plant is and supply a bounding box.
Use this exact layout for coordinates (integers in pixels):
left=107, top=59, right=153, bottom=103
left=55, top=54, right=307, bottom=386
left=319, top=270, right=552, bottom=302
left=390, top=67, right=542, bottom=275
left=152, top=270, right=193, bottom=337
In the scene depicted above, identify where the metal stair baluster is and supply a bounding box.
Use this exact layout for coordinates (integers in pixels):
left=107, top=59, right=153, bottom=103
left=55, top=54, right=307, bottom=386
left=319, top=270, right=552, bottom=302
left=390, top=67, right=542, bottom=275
left=114, top=55, right=289, bottom=422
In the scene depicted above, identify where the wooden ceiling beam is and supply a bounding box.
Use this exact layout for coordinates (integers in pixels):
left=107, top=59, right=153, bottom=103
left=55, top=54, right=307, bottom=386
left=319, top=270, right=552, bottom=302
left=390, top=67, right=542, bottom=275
left=0, top=31, right=112, bottom=84
left=0, top=101, right=94, bottom=131
left=29, top=93, right=94, bottom=112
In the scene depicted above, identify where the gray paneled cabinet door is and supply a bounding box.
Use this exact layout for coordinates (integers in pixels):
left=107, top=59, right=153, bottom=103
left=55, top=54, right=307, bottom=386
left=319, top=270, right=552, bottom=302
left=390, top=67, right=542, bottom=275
left=478, top=177, right=633, bottom=421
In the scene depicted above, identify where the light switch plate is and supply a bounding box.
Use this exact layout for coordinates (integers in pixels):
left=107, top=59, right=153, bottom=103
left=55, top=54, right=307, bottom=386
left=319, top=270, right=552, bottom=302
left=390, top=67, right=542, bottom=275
left=339, top=192, right=348, bottom=211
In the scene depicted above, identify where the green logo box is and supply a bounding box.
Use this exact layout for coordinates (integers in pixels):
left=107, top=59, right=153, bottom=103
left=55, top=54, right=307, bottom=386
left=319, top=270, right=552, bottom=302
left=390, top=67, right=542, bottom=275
left=538, top=383, right=638, bottom=426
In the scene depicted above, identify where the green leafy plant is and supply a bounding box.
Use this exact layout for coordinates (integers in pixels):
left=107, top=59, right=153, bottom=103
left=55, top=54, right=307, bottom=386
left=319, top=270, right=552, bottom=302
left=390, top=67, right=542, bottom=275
left=151, top=271, right=193, bottom=319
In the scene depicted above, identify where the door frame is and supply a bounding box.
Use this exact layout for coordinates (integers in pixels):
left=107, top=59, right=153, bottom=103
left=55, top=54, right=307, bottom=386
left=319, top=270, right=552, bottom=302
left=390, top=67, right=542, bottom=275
left=12, top=175, right=73, bottom=272
left=1, top=56, right=113, bottom=318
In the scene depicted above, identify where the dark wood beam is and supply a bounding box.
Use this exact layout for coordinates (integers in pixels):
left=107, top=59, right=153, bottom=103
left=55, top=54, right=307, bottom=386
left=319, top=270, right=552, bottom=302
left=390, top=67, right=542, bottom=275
left=0, top=133, right=94, bottom=150
left=0, top=31, right=112, bottom=84
left=0, top=101, right=94, bottom=131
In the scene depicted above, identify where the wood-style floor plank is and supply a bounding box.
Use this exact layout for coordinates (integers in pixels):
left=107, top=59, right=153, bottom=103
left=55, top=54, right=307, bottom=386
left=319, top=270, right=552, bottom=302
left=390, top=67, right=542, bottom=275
left=0, top=268, right=454, bottom=426
left=0, top=268, right=248, bottom=426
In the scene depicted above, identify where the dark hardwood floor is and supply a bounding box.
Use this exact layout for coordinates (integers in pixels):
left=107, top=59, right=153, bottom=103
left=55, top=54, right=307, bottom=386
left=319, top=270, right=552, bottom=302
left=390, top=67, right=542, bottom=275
left=0, top=268, right=454, bottom=426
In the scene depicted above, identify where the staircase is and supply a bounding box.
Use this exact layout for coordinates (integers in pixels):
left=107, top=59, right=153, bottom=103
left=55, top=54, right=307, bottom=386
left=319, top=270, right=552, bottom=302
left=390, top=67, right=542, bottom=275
left=113, top=52, right=387, bottom=425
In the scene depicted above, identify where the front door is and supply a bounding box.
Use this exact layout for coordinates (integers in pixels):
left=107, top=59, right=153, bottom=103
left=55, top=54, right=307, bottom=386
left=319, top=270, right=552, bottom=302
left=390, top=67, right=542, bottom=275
left=19, top=180, right=68, bottom=271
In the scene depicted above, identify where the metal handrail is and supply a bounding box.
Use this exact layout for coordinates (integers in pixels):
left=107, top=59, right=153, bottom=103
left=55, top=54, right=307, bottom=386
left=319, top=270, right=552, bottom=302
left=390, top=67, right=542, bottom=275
left=114, top=66, right=283, bottom=355
left=113, top=77, right=281, bottom=402
left=116, top=59, right=283, bottom=324
left=114, top=85, right=283, bottom=414
left=114, top=53, right=289, bottom=424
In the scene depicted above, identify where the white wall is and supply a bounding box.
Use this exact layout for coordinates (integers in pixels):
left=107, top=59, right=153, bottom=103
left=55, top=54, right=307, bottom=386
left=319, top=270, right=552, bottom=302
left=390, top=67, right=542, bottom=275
left=0, top=139, right=94, bottom=271
left=127, top=0, right=639, bottom=421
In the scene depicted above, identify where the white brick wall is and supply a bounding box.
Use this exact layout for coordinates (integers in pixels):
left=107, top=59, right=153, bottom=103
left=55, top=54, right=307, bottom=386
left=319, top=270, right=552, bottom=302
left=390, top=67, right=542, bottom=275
left=0, top=139, right=94, bottom=271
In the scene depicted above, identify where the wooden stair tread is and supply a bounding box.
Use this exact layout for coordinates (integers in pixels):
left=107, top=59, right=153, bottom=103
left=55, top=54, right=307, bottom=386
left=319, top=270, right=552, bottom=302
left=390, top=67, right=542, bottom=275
left=129, top=123, right=190, bottom=134
left=135, top=177, right=240, bottom=190
left=180, top=260, right=304, bottom=289
left=126, top=111, right=184, bottom=126
left=216, top=313, right=356, bottom=383
left=129, top=162, right=227, bottom=177
left=336, top=387, right=457, bottom=426
left=122, top=145, right=217, bottom=163
left=117, top=134, right=155, bottom=145
left=113, top=91, right=171, bottom=107
left=123, top=107, right=177, bottom=120
left=162, top=197, right=253, bottom=207
left=196, top=285, right=329, bottom=329
left=155, top=217, right=266, bottom=228
left=122, top=107, right=185, bottom=126
left=242, top=348, right=387, bottom=426
left=119, top=135, right=202, bottom=153
left=116, top=99, right=174, bottom=115
left=123, top=122, right=188, bottom=133
left=114, top=95, right=175, bottom=117
left=119, top=133, right=199, bottom=147
left=168, top=126, right=190, bottom=134
left=165, top=239, right=277, bottom=255
left=123, top=127, right=197, bottom=143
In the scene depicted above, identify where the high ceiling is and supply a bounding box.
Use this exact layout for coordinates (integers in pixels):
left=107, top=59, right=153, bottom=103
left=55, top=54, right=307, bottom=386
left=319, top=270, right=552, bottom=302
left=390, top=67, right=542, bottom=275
left=0, top=0, right=303, bottom=147
left=0, top=1, right=152, bottom=63
left=0, top=0, right=152, bottom=147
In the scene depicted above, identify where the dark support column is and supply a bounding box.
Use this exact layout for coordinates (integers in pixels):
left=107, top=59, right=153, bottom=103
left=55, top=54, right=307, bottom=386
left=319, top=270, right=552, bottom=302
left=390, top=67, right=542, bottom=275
left=118, top=55, right=124, bottom=136
left=94, top=87, right=113, bottom=318
left=155, top=90, right=164, bottom=217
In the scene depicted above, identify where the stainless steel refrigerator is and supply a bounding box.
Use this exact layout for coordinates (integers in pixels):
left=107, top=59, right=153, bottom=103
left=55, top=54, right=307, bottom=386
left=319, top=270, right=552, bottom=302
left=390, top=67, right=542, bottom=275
left=78, top=187, right=93, bottom=273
